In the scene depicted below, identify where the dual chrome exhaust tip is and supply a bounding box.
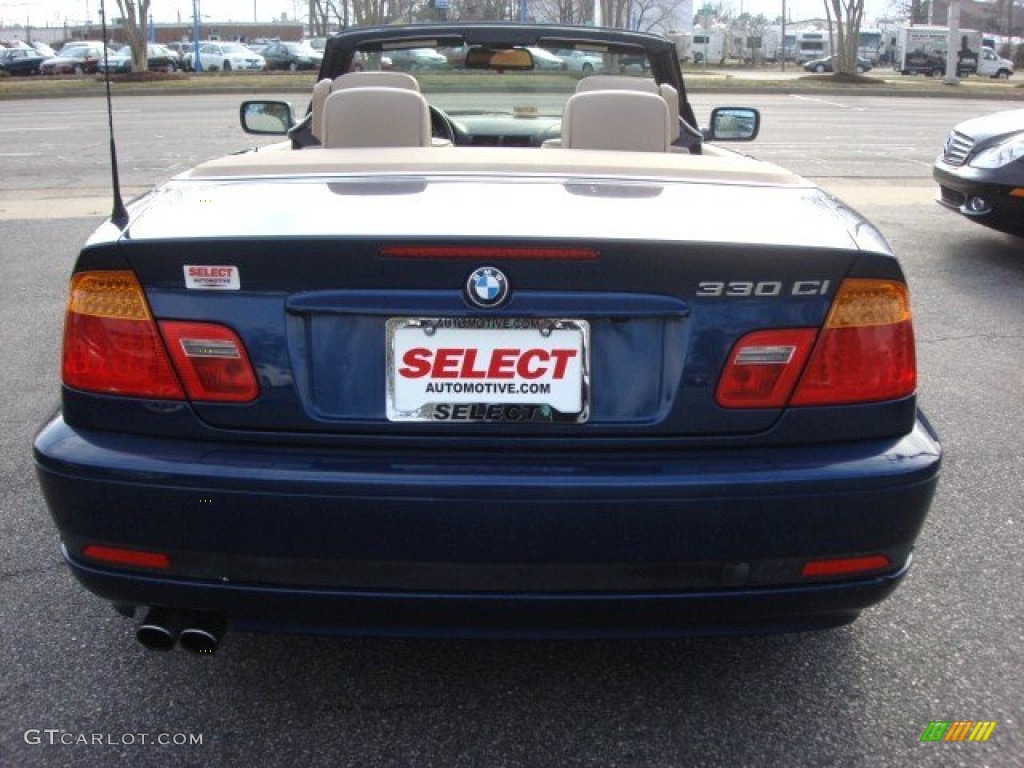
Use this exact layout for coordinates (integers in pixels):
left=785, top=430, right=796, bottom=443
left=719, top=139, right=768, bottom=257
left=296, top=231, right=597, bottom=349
left=134, top=607, right=227, bottom=654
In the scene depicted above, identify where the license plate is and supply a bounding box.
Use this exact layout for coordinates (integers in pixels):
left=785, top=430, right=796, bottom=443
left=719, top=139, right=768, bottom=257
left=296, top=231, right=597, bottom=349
left=387, top=318, right=589, bottom=423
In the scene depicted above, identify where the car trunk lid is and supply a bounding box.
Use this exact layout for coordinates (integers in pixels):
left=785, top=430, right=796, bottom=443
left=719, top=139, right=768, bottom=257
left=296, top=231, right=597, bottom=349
left=105, top=156, right=905, bottom=440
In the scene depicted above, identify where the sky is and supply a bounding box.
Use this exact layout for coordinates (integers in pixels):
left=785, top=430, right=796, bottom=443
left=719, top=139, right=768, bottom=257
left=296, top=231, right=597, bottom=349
left=0, top=0, right=898, bottom=32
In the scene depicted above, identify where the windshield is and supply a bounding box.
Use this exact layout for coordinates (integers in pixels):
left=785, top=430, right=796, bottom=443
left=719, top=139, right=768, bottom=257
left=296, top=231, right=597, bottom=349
left=352, top=42, right=653, bottom=119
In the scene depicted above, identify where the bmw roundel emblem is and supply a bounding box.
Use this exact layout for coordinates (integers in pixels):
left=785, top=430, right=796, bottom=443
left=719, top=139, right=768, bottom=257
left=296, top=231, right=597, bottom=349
left=466, top=266, right=509, bottom=308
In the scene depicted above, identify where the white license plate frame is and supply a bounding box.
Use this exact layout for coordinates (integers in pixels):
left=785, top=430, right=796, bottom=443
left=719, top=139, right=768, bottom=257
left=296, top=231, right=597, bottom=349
left=386, top=318, right=590, bottom=423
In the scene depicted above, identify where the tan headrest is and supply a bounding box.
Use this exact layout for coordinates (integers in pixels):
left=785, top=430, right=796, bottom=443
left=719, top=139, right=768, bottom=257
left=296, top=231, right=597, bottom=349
left=575, top=75, right=659, bottom=93
left=332, top=71, right=421, bottom=91
left=659, top=83, right=681, bottom=142
left=560, top=90, right=671, bottom=152
left=320, top=87, right=432, bottom=148
left=310, top=78, right=332, bottom=142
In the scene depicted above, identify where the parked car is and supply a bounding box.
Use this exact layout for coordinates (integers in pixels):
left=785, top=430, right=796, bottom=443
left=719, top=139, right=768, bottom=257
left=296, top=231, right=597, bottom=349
left=0, top=46, right=46, bottom=75
left=40, top=41, right=109, bottom=74
left=619, top=52, right=649, bottom=72
left=554, top=48, right=605, bottom=72
left=385, top=47, right=449, bottom=71
left=35, top=23, right=941, bottom=653
left=243, top=38, right=277, bottom=57
left=96, top=43, right=180, bottom=73
left=933, top=108, right=1024, bottom=236
left=183, top=41, right=265, bottom=72
left=31, top=41, right=57, bottom=58
left=439, top=44, right=470, bottom=68
left=526, top=46, right=566, bottom=70
left=803, top=55, right=873, bottom=74
left=899, top=49, right=946, bottom=77
left=261, top=41, right=322, bottom=71
left=164, top=42, right=191, bottom=65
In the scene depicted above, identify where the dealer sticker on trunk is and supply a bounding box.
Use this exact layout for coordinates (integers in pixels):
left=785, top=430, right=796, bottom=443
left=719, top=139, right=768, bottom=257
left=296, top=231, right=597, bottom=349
left=387, top=318, right=590, bottom=423
left=184, top=265, right=240, bottom=291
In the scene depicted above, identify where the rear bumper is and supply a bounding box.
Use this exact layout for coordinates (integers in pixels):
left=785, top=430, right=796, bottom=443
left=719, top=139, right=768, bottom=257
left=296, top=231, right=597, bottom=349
left=35, top=414, right=941, bottom=636
left=61, top=546, right=912, bottom=637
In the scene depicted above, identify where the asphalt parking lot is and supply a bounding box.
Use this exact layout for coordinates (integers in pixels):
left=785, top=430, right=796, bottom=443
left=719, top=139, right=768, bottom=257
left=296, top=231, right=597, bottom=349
left=0, top=88, right=1021, bottom=767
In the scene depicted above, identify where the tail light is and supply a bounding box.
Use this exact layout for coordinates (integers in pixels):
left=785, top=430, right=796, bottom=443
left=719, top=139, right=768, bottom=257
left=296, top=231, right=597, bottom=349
left=63, top=271, right=258, bottom=403
left=159, top=321, right=258, bottom=403
left=717, top=279, right=916, bottom=409
left=63, top=271, right=184, bottom=399
left=381, top=245, right=599, bottom=261
left=716, top=329, right=817, bottom=408
left=791, top=279, right=916, bottom=406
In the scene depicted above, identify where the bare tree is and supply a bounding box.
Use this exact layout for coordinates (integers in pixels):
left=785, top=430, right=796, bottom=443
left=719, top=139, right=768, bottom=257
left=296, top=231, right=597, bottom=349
left=310, top=0, right=330, bottom=35
left=113, top=0, right=151, bottom=73
left=823, top=0, right=864, bottom=75
left=631, top=0, right=689, bottom=31
left=349, top=0, right=394, bottom=25
left=597, top=0, right=625, bottom=26
left=529, top=0, right=685, bottom=27
left=530, top=0, right=589, bottom=23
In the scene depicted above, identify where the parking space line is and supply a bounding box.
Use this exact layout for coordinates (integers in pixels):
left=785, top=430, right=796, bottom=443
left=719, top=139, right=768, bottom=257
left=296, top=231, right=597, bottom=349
left=789, top=94, right=868, bottom=111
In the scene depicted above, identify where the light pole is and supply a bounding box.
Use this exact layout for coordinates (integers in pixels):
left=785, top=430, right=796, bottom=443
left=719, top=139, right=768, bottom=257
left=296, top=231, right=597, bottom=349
left=192, top=0, right=202, bottom=72
left=944, top=0, right=960, bottom=84
left=780, top=0, right=786, bottom=71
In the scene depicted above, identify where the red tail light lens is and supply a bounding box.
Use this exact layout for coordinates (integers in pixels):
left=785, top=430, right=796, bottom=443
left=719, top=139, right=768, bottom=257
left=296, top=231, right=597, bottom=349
left=791, top=279, right=916, bottom=406
left=716, top=329, right=817, bottom=408
left=716, top=279, right=916, bottom=410
left=159, top=321, right=259, bottom=403
left=63, top=271, right=259, bottom=403
left=63, top=271, right=184, bottom=399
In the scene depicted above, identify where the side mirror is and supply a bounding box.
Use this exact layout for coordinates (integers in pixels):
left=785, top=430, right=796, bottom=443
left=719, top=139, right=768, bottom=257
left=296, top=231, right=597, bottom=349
left=240, top=100, right=294, bottom=135
left=705, top=107, right=760, bottom=142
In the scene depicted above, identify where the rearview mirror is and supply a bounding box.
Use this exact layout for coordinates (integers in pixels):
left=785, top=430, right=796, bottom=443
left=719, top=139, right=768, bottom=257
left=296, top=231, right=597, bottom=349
left=240, top=100, right=294, bottom=135
left=705, top=107, right=760, bottom=142
left=464, top=47, right=535, bottom=71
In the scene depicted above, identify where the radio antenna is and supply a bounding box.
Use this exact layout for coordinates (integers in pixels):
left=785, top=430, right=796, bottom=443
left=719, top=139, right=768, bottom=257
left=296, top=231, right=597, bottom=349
left=99, top=0, right=129, bottom=230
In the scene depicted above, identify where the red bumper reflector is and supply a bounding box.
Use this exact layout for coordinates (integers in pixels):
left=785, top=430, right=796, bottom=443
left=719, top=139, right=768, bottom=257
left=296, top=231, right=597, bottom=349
left=380, top=245, right=599, bottom=261
left=82, top=545, right=171, bottom=570
left=801, top=555, right=891, bottom=578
